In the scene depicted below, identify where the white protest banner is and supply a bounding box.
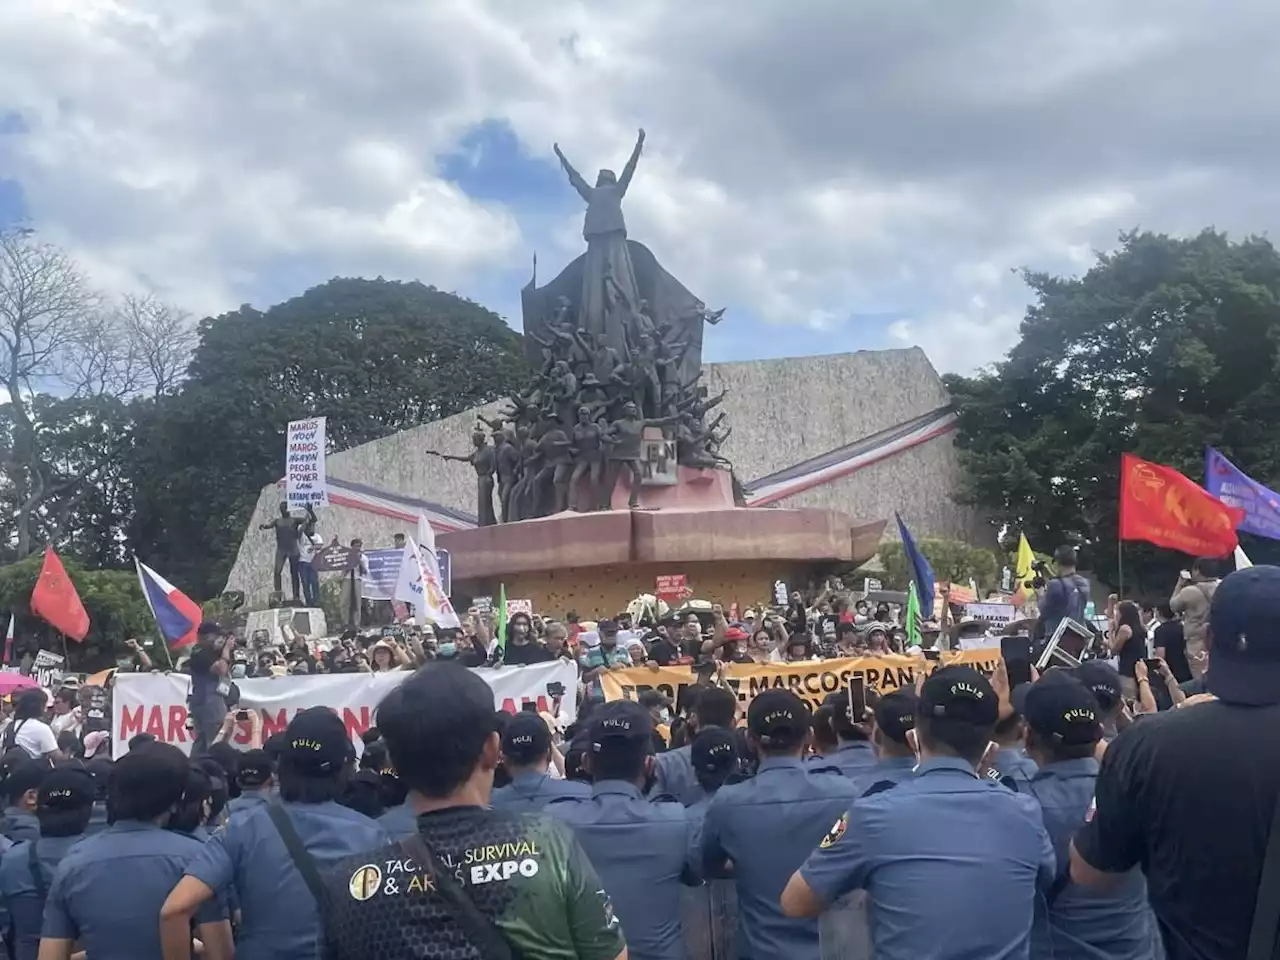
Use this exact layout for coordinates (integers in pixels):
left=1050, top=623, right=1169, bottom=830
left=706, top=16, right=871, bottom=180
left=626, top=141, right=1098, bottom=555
left=112, top=660, right=577, bottom=757
left=33, top=650, right=65, bottom=689
left=286, top=417, right=329, bottom=507
left=963, top=602, right=1017, bottom=627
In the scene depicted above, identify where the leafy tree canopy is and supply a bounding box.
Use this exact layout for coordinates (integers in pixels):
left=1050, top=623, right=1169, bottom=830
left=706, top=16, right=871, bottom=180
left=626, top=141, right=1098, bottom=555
left=945, top=229, right=1280, bottom=596
left=877, top=538, right=1000, bottom=595
left=128, top=277, right=528, bottom=597
left=0, top=553, right=155, bottom=672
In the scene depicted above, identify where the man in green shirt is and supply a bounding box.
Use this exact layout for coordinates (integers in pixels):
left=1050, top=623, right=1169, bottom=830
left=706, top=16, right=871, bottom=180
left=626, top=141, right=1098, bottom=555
left=322, top=664, right=628, bottom=960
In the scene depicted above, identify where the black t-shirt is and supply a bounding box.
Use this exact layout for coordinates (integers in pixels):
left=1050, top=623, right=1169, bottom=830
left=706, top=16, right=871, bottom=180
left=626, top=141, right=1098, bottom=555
left=1116, top=624, right=1147, bottom=679
left=186, top=644, right=222, bottom=704
left=504, top=641, right=553, bottom=665
left=1075, top=701, right=1280, bottom=960
left=1153, top=620, right=1192, bottom=682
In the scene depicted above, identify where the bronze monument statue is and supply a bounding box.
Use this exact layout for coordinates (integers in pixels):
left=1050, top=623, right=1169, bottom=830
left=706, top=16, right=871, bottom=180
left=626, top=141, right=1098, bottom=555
left=429, top=428, right=497, bottom=527
left=432, top=131, right=735, bottom=524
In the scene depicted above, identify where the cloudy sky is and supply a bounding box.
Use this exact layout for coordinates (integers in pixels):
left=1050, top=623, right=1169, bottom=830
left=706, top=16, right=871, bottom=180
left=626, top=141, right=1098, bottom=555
left=3, top=0, right=1278, bottom=374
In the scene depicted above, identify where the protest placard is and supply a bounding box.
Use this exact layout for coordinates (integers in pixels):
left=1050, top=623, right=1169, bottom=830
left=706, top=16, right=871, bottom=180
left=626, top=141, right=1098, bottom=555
left=285, top=417, right=329, bottom=507
left=33, top=649, right=65, bottom=689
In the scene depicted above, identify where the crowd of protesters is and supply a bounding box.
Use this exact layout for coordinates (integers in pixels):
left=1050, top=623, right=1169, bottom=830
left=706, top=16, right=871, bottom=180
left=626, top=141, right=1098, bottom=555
left=0, top=546, right=1269, bottom=960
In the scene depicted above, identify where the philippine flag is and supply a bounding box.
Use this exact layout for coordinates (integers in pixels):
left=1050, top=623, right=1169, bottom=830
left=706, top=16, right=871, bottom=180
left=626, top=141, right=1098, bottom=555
left=134, top=558, right=202, bottom=648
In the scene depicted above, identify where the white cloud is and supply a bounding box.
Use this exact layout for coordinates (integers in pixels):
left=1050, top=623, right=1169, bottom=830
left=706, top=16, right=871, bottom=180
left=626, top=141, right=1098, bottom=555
left=2, top=0, right=1280, bottom=371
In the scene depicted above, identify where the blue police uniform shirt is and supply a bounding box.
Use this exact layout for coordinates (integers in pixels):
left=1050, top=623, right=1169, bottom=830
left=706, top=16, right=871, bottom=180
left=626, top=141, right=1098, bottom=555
left=652, top=744, right=704, bottom=807
left=826, top=740, right=877, bottom=779
left=701, top=755, right=857, bottom=960
left=491, top=771, right=592, bottom=812
left=2, top=809, right=38, bottom=843
left=547, top=780, right=699, bottom=960
left=0, top=835, right=85, bottom=960
left=799, top=757, right=1056, bottom=960
left=1025, top=757, right=1152, bottom=960
left=994, top=747, right=1040, bottom=792
left=226, top=787, right=273, bottom=818
left=377, top=800, right=416, bottom=837
left=43, top=820, right=228, bottom=960
left=848, top=755, right=917, bottom=799
left=85, top=801, right=109, bottom=836
left=185, top=800, right=389, bottom=960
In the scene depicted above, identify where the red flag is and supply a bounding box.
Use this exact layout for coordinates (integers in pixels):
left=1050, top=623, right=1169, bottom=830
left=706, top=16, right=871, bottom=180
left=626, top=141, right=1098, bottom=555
left=1119, top=454, right=1244, bottom=557
left=29, top=547, right=89, bottom=642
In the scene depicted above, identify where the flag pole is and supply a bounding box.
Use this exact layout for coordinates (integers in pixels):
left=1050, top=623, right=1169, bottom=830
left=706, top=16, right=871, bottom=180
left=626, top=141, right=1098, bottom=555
left=1117, top=532, right=1124, bottom=599
left=160, top=638, right=176, bottom=672
left=59, top=631, right=70, bottom=668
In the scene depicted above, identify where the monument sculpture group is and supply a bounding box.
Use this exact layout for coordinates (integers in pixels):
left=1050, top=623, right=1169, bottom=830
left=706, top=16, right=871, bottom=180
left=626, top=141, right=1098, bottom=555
left=431, top=130, right=732, bottom=525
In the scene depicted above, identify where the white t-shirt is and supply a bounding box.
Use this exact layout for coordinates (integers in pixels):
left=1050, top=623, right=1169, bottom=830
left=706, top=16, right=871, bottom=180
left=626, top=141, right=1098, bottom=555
left=51, top=709, right=82, bottom=739
left=11, top=719, right=58, bottom=758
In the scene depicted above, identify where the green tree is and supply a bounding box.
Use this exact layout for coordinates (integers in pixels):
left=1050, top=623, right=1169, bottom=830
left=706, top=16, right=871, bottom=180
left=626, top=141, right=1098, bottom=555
left=877, top=538, right=1000, bottom=595
left=128, top=278, right=528, bottom=598
left=0, top=229, right=193, bottom=560
left=0, top=554, right=154, bottom=672
left=945, top=229, right=1280, bottom=595
left=0, top=394, right=137, bottom=567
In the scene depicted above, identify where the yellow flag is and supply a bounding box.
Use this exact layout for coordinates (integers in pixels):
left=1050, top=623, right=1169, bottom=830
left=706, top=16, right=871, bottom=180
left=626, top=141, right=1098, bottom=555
left=1013, top=533, right=1037, bottom=604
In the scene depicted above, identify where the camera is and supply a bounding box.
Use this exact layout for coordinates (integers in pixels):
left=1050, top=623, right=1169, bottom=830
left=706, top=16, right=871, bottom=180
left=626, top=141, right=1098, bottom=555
left=546, top=681, right=566, bottom=698
left=1029, top=559, right=1051, bottom=590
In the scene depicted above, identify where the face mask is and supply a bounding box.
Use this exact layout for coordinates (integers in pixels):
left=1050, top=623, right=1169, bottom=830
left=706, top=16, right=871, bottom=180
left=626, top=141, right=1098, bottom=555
left=438, top=642, right=457, bottom=658
left=658, top=708, right=671, bottom=724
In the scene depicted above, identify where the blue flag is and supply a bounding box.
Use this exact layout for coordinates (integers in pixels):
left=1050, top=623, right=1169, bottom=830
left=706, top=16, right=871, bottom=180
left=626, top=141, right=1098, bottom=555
left=1205, top=448, right=1280, bottom=541
left=894, top=512, right=936, bottom=613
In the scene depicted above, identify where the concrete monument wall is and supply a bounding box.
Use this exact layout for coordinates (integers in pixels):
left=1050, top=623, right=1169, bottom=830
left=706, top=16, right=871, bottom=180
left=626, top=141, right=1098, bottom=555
left=224, top=347, right=985, bottom=608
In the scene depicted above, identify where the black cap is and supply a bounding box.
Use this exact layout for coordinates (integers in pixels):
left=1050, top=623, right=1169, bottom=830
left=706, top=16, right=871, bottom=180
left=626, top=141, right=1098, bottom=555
left=237, top=749, right=273, bottom=786
left=589, top=700, right=653, bottom=749
left=38, top=768, right=94, bottom=813
left=1074, top=660, right=1123, bottom=709
left=283, top=707, right=349, bottom=775
left=747, top=690, right=810, bottom=745
left=5, top=758, right=53, bottom=799
left=1018, top=677, right=1102, bottom=747
left=502, top=712, right=552, bottom=763
left=873, top=689, right=918, bottom=744
left=691, top=728, right=739, bottom=776
left=919, top=666, right=998, bottom=725
left=1208, top=566, right=1280, bottom=706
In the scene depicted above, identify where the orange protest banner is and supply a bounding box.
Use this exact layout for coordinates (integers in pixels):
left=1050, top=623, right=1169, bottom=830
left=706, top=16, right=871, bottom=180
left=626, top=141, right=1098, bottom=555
left=599, top=650, right=1001, bottom=715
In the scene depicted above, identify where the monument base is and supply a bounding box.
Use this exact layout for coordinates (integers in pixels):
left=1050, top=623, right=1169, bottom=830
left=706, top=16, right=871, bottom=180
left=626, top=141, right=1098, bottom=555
left=438, top=464, right=886, bottom=617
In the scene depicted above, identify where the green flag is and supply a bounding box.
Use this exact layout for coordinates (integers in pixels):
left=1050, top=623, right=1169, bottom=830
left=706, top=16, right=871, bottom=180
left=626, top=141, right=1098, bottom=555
left=905, top=581, right=922, bottom=648
left=495, top=584, right=508, bottom=656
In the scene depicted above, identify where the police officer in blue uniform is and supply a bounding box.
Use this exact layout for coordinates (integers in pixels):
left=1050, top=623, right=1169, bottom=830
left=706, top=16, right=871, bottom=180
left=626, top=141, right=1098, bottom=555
left=816, top=689, right=877, bottom=779
left=1017, top=674, right=1153, bottom=960
left=653, top=686, right=738, bottom=806
left=991, top=660, right=1040, bottom=791
left=686, top=728, right=742, bottom=821
left=547, top=700, right=699, bottom=960
left=0, top=759, right=48, bottom=843
left=225, top=748, right=274, bottom=817
left=492, top=711, right=591, bottom=812
left=848, top=688, right=919, bottom=798
left=782, top=665, right=1055, bottom=960
left=40, top=743, right=232, bottom=960
left=84, top=756, right=112, bottom=835
left=0, top=767, right=95, bottom=960
left=161, top=707, right=389, bottom=960
left=701, top=689, right=856, bottom=960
